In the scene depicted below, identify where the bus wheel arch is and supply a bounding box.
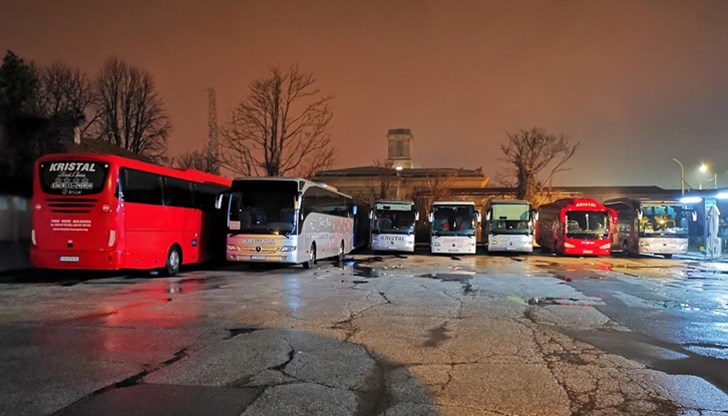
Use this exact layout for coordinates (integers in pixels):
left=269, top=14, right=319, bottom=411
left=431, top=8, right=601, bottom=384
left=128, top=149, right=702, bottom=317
left=303, top=242, right=317, bottom=269
left=164, top=244, right=182, bottom=276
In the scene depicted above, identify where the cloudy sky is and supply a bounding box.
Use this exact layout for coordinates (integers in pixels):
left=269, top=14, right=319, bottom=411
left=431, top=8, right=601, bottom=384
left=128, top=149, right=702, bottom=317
left=2, top=0, right=728, bottom=188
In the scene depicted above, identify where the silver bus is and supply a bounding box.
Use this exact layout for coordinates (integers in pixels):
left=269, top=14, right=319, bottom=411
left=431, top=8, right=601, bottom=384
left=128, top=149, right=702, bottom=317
left=428, top=201, right=480, bottom=254
left=370, top=200, right=418, bottom=253
left=484, top=199, right=534, bottom=253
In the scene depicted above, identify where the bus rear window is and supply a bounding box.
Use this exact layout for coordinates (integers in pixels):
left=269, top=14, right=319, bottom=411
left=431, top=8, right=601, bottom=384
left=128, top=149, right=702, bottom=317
left=39, top=161, right=109, bottom=195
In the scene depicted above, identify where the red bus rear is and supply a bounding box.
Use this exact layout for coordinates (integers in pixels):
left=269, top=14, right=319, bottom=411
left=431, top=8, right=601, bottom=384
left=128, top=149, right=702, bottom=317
left=536, top=197, right=612, bottom=256
left=31, top=153, right=231, bottom=275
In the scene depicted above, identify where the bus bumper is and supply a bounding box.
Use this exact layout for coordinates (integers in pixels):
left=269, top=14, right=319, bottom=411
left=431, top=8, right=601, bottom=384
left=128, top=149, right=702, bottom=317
left=487, top=235, right=533, bottom=253
left=226, top=252, right=299, bottom=264
left=30, top=248, right=121, bottom=270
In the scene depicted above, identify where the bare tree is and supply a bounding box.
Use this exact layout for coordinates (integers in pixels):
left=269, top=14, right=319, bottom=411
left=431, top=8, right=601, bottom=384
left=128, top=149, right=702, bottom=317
left=92, top=57, right=172, bottom=161
left=36, top=61, right=96, bottom=139
left=176, top=143, right=220, bottom=174
left=500, top=127, right=579, bottom=202
left=221, top=65, right=335, bottom=178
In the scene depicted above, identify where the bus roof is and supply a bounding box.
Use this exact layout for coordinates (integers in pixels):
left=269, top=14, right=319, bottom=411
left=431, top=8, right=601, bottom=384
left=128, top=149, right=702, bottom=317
left=231, top=177, right=353, bottom=199
left=36, top=153, right=231, bottom=187
left=488, top=199, right=531, bottom=205
left=432, top=201, right=476, bottom=206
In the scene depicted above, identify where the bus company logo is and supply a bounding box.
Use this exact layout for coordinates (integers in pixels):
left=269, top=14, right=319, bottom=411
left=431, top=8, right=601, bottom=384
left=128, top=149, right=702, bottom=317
left=240, top=239, right=276, bottom=245
left=49, top=162, right=97, bottom=172
left=380, top=235, right=406, bottom=241
left=575, top=202, right=597, bottom=208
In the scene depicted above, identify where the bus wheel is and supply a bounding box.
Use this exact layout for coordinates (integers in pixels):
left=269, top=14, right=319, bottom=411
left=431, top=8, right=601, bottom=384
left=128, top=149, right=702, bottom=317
left=303, top=243, right=316, bottom=269
left=164, top=245, right=182, bottom=276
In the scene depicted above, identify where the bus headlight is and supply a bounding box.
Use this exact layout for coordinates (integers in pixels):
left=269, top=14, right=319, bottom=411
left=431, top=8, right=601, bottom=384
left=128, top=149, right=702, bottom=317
left=280, top=246, right=296, bottom=252
left=227, top=245, right=238, bottom=251
left=434, top=242, right=441, bottom=247
left=564, top=242, right=576, bottom=248
left=600, top=243, right=610, bottom=250
left=108, top=230, right=116, bottom=247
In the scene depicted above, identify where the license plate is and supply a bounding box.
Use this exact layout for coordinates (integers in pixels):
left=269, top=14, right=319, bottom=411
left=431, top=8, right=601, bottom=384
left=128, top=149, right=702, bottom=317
left=582, top=250, right=593, bottom=254
left=60, top=256, right=79, bottom=262
left=250, top=256, right=266, bottom=261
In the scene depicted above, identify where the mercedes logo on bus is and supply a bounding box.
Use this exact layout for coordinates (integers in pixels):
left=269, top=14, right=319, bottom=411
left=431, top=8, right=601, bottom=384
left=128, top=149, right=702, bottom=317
left=255, top=246, right=262, bottom=252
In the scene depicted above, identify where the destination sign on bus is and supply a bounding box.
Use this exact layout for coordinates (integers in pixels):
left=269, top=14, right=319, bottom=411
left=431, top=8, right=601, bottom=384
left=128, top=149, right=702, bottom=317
left=40, top=161, right=108, bottom=195
left=375, top=202, right=412, bottom=211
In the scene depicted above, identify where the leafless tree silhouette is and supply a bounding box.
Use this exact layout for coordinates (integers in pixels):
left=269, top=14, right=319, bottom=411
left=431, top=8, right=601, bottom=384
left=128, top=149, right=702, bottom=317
left=221, top=65, right=334, bottom=178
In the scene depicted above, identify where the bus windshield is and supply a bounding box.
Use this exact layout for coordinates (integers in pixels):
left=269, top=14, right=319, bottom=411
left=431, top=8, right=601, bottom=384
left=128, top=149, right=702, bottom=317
left=490, top=203, right=530, bottom=235
left=432, top=205, right=476, bottom=237
left=565, top=211, right=608, bottom=239
left=373, top=210, right=416, bottom=234
left=639, top=204, right=688, bottom=237
left=228, top=181, right=298, bottom=235
left=39, top=161, right=109, bottom=195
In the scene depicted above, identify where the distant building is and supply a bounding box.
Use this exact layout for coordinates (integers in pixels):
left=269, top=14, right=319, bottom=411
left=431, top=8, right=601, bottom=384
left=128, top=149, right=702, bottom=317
left=313, top=128, right=489, bottom=203
left=386, top=128, right=414, bottom=169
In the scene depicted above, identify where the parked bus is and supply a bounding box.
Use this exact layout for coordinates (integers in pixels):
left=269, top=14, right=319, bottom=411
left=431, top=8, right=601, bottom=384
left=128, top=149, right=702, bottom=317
left=370, top=200, right=418, bottom=253
left=536, top=198, right=612, bottom=256
left=224, top=178, right=359, bottom=268
left=484, top=199, right=534, bottom=253
left=604, top=198, right=690, bottom=258
left=31, top=153, right=231, bottom=275
left=428, top=201, right=480, bottom=254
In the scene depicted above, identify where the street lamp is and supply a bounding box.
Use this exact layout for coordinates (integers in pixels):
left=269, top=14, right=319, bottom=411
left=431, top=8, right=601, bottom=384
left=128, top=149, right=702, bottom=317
left=672, top=158, right=684, bottom=196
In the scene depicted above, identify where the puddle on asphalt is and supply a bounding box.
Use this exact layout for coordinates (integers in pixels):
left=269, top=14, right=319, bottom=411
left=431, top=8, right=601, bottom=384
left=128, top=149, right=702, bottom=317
left=423, top=322, right=450, bottom=347
left=527, top=296, right=602, bottom=307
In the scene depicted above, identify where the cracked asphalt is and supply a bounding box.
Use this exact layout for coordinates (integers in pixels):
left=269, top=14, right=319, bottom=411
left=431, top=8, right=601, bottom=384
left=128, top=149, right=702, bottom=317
left=0, top=253, right=727, bottom=415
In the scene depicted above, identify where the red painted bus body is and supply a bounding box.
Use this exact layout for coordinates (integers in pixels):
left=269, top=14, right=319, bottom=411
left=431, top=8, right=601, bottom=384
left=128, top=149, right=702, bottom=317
left=536, top=198, right=613, bottom=256
left=30, top=153, right=231, bottom=275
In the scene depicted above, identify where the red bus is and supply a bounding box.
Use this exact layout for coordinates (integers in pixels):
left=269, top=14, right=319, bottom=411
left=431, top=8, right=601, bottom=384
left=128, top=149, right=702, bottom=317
left=536, top=197, right=614, bottom=256
left=31, top=153, right=231, bottom=275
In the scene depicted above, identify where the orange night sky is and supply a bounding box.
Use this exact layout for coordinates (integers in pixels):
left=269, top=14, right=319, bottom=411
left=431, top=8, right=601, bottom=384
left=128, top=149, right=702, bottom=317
left=2, top=0, right=728, bottom=188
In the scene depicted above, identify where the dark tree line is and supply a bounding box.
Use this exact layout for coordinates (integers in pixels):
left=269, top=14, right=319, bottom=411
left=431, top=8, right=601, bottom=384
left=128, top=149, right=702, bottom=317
left=0, top=50, right=173, bottom=192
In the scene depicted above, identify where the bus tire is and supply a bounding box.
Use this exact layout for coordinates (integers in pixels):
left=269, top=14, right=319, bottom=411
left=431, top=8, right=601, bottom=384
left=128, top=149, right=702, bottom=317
left=164, top=245, right=182, bottom=276
left=303, top=243, right=316, bottom=269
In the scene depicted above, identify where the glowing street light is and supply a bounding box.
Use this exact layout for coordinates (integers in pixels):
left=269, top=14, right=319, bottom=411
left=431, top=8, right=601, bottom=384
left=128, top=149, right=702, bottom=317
left=699, top=162, right=717, bottom=190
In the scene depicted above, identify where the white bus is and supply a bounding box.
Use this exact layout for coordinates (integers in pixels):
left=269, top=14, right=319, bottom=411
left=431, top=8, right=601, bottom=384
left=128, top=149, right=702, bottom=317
left=370, top=200, right=418, bottom=253
left=604, top=198, right=691, bottom=258
left=484, top=199, right=534, bottom=253
left=428, top=201, right=480, bottom=254
left=224, top=178, right=357, bottom=268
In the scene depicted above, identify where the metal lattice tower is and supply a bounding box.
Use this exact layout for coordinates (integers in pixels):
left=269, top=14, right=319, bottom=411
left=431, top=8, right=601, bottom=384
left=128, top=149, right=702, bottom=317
left=207, top=87, right=220, bottom=174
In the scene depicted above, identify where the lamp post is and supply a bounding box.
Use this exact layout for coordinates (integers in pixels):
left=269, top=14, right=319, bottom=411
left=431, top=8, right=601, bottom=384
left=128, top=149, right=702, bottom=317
left=672, top=158, right=684, bottom=196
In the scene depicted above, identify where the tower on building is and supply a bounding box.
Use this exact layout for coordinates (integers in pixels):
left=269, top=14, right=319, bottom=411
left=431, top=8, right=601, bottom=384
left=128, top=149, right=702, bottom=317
left=386, top=128, right=413, bottom=169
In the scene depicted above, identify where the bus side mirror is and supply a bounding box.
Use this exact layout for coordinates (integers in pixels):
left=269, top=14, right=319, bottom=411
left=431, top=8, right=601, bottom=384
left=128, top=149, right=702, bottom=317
left=428, top=212, right=433, bottom=223
left=636, top=209, right=643, bottom=220
left=369, top=211, right=373, bottom=220
left=215, top=194, right=224, bottom=209
left=415, top=212, right=420, bottom=221
left=476, top=211, right=482, bottom=223
left=691, top=211, right=697, bottom=222
left=534, top=211, right=539, bottom=221
left=353, top=205, right=358, bottom=215
left=485, top=211, right=491, bottom=221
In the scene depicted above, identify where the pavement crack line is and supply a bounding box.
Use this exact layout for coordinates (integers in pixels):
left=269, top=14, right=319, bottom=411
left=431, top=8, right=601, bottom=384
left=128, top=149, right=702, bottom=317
left=56, top=347, right=190, bottom=409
